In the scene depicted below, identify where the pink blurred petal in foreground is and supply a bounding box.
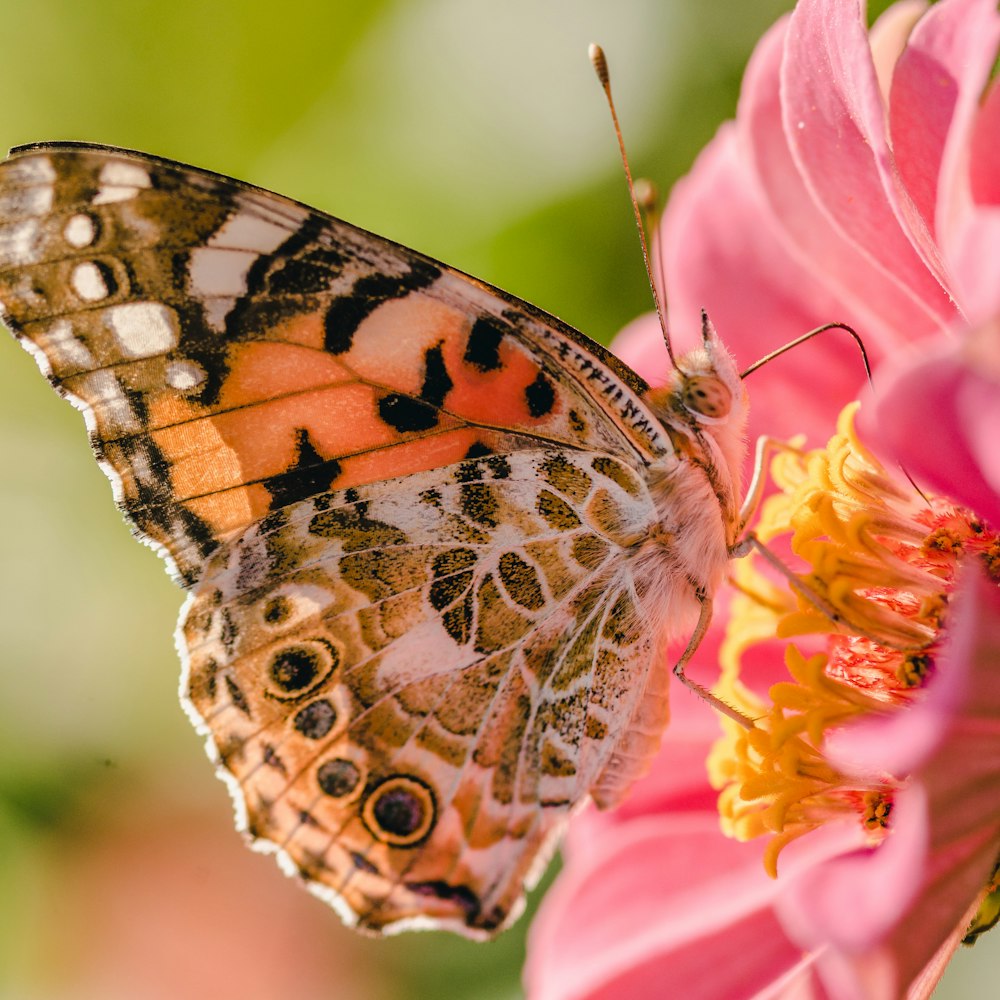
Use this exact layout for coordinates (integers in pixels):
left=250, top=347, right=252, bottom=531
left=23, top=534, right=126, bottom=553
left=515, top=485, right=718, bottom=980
left=863, top=320, right=1000, bottom=529
left=528, top=813, right=808, bottom=1000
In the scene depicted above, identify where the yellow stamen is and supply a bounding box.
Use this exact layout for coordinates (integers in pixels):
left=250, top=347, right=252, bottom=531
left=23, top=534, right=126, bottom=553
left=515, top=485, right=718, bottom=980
left=710, top=403, right=994, bottom=878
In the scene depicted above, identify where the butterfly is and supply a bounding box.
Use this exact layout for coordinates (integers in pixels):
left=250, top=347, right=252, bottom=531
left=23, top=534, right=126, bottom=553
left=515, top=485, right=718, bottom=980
left=0, top=142, right=748, bottom=937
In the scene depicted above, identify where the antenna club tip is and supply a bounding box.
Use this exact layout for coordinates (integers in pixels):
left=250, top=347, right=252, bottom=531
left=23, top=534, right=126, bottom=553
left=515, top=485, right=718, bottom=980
left=589, top=43, right=610, bottom=86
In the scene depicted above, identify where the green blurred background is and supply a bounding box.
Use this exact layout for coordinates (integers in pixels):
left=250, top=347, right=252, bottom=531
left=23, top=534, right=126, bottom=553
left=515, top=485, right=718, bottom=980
left=0, top=1, right=994, bottom=997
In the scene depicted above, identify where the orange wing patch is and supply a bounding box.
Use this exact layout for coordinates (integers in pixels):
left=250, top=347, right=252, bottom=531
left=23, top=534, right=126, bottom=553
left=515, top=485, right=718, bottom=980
left=0, top=144, right=665, bottom=586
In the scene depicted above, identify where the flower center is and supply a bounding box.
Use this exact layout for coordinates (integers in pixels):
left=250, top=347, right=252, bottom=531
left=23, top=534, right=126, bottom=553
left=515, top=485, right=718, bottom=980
left=709, top=404, right=998, bottom=877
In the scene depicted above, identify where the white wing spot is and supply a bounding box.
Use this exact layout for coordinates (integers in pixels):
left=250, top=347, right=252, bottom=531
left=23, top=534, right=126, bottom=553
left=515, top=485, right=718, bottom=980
left=64, top=213, right=97, bottom=248
left=0, top=218, right=40, bottom=265
left=8, top=155, right=56, bottom=184
left=71, top=262, right=110, bottom=301
left=93, top=161, right=152, bottom=205
left=189, top=247, right=258, bottom=297
left=260, top=584, right=333, bottom=625
left=166, top=360, right=206, bottom=391
left=37, top=319, right=95, bottom=369
left=7, top=272, right=47, bottom=309
left=106, top=302, right=180, bottom=357
left=101, top=161, right=151, bottom=187
left=0, top=184, right=54, bottom=216
left=202, top=297, right=237, bottom=332
left=210, top=212, right=290, bottom=252
left=75, top=369, right=138, bottom=434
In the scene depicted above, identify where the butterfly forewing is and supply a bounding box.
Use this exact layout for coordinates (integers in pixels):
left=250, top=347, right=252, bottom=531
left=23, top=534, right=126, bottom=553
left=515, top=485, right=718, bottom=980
left=0, top=142, right=745, bottom=937
left=0, top=143, right=669, bottom=585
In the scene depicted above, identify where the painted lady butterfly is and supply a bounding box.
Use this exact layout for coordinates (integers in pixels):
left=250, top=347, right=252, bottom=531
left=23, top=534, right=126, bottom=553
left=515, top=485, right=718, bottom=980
left=0, top=143, right=748, bottom=937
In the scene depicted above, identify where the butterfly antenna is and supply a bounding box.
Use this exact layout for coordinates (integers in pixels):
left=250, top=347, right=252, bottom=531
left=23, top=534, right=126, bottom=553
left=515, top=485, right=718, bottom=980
left=636, top=177, right=669, bottom=326
left=742, top=321, right=931, bottom=505
left=590, top=43, right=678, bottom=369
left=739, top=322, right=871, bottom=381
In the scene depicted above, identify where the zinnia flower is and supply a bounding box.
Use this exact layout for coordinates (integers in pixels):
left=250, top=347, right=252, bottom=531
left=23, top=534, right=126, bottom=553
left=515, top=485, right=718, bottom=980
left=525, top=0, right=1000, bottom=996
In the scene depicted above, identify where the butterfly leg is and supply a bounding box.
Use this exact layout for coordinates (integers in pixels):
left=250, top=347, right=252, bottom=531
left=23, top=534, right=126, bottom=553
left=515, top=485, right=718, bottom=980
left=737, top=435, right=805, bottom=536
left=672, top=592, right=755, bottom=728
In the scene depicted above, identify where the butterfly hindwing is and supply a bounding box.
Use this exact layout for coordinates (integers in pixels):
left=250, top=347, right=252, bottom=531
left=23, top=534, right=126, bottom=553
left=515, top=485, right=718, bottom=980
left=181, top=447, right=665, bottom=934
left=0, top=143, right=670, bottom=586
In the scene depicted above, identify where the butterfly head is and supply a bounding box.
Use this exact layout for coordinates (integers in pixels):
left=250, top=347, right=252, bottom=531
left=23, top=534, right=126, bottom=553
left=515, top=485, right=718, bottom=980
left=648, top=313, right=747, bottom=424
left=645, top=312, right=749, bottom=520
left=677, top=312, right=745, bottom=418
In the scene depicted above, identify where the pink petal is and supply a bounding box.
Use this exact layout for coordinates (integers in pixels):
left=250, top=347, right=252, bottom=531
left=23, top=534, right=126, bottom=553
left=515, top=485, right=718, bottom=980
left=739, top=6, right=954, bottom=364
left=782, top=0, right=955, bottom=336
left=959, top=344, right=1000, bottom=514
left=889, top=0, right=1000, bottom=244
left=911, top=0, right=1000, bottom=329
left=905, top=566, right=1000, bottom=853
left=868, top=1, right=927, bottom=103
left=657, top=121, right=865, bottom=446
left=861, top=322, right=1000, bottom=527
left=564, top=720, right=721, bottom=857
left=526, top=814, right=814, bottom=1000
left=779, top=567, right=1000, bottom=995
left=969, top=78, right=1000, bottom=205
left=944, top=207, right=1000, bottom=325
left=779, top=788, right=929, bottom=958
left=901, top=913, right=976, bottom=1000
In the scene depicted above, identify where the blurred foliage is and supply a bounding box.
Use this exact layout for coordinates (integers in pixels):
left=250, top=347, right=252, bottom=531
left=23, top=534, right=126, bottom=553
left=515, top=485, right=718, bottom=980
left=0, top=1, right=993, bottom=997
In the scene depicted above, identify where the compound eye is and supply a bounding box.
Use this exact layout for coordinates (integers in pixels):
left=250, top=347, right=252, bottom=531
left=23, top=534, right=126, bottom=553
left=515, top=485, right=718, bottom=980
left=682, top=375, right=732, bottom=418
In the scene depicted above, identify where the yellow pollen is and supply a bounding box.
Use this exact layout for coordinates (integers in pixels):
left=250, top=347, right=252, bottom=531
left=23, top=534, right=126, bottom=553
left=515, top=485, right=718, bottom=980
left=710, top=403, right=994, bottom=877
left=861, top=792, right=892, bottom=830
left=898, top=652, right=932, bottom=688
left=983, top=540, right=1000, bottom=582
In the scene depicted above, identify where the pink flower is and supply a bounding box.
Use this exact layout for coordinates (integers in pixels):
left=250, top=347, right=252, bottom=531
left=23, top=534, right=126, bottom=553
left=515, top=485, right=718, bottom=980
left=778, top=566, right=1000, bottom=997
left=526, top=0, right=1000, bottom=996
left=525, top=684, right=849, bottom=999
